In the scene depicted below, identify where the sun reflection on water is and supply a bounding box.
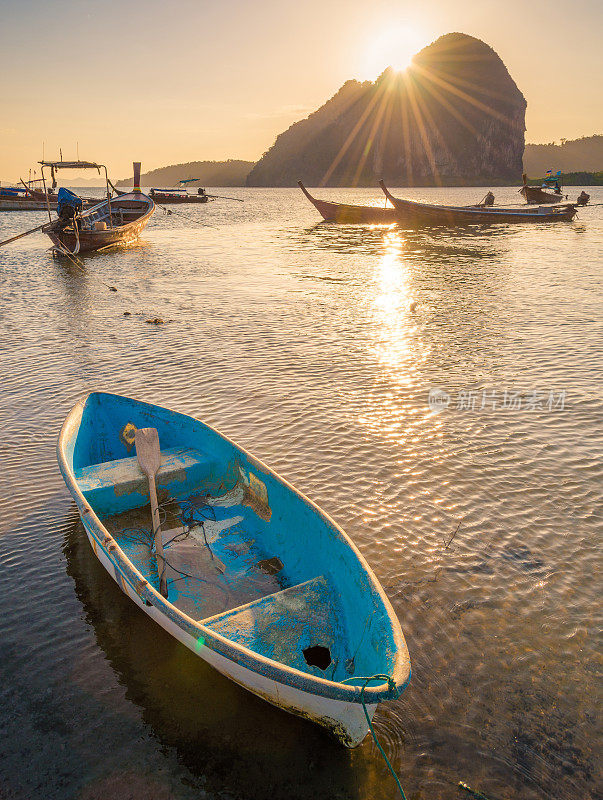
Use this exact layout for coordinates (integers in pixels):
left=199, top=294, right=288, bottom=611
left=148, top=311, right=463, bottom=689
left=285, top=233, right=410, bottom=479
left=355, top=230, right=440, bottom=451
left=372, top=230, right=416, bottom=379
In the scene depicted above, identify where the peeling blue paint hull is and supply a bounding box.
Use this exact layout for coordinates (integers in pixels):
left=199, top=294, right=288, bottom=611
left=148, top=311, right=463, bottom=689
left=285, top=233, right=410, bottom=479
left=58, top=392, right=411, bottom=746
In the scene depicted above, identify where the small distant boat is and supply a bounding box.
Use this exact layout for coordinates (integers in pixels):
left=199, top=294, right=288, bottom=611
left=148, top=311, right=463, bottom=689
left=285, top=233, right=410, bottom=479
left=298, top=181, right=398, bottom=223
left=149, top=179, right=209, bottom=204
left=149, top=187, right=209, bottom=204
left=520, top=172, right=566, bottom=204
left=42, top=162, right=155, bottom=254
left=0, top=191, right=54, bottom=211
left=0, top=179, right=58, bottom=211
left=380, top=181, right=578, bottom=224
left=58, top=391, right=410, bottom=746
left=0, top=174, right=104, bottom=212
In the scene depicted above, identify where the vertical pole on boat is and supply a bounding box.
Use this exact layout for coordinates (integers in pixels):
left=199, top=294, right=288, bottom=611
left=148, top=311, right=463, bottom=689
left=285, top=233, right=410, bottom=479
left=134, top=428, right=168, bottom=598
left=133, top=162, right=141, bottom=193
left=40, top=164, right=52, bottom=223
left=103, top=165, right=112, bottom=227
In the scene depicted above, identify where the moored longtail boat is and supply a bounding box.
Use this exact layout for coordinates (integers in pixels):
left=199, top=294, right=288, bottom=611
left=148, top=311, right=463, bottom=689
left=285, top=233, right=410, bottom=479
left=0, top=192, right=57, bottom=212
left=149, top=188, right=209, bottom=204
left=299, top=181, right=398, bottom=223
left=0, top=174, right=103, bottom=211
left=380, top=181, right=578, bottom=224
left=58, top=392, right=411, bottom=746
left=42, top=162, right=155, bottom=254
left=520, top=173, right=566, bottom=204
left=150, top=179, right=209, bottom=204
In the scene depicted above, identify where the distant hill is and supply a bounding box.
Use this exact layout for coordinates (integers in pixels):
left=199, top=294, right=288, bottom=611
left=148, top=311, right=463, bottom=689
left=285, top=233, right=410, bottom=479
left=524, top=136, right=603, bottom=175
left=247, top=33, right=527, bottom=187
left=116, top=160, right=253, bottom=188
left=527, top=171, right=603, bottom=186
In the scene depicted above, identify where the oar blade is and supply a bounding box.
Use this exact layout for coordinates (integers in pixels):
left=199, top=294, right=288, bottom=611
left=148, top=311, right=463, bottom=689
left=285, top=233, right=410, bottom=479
left=135, top=427, right=161, bottom=476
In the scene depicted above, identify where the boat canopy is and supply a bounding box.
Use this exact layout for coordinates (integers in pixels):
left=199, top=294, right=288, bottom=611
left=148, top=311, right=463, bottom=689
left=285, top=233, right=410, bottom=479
left=38, top=160, right=104, bottom=171
left=178, top=177, right=200, bottom=184
left=39, top=159, right=111, bottom=222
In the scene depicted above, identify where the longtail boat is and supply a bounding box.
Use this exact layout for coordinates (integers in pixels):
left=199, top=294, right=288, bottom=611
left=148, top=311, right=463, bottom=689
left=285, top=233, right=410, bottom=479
left=0, top=187, right=102, bottom=212
left=58, top=391, right=411, bottom=746
left=380, top=181, right=578, bottom=224
left=42, top=162, right=155, bottom=254
left=299, top=181, right=398, bottom=223
left=149, top=187, right=209, bottom=204
left=0, top=191, right=57, bottom=212
left=520, top=173, right=566, bottom=204
left=0, top=171, right=105, bottom=212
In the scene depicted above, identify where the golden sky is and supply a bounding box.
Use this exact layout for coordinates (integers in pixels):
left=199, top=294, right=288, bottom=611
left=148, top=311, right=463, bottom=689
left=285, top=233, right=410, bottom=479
left=0, top=0, right=601, bottom=181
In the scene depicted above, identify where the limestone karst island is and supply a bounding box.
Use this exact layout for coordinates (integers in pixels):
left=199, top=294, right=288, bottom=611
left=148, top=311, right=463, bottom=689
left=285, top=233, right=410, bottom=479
left=1, top=3, right=601, bottom=800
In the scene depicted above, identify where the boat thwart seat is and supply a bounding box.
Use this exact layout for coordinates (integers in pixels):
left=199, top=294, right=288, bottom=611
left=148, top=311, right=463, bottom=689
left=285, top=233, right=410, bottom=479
left=201, top=575, right=348, bottom=678
left=75, top=447, right=215, bottom=515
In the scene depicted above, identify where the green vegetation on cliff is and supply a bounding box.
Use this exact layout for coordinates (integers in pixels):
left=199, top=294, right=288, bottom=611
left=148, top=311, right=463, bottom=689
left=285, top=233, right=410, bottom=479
left=523, top=136, right=603, bottom=176
left=528, top=171, right=603, bottom=186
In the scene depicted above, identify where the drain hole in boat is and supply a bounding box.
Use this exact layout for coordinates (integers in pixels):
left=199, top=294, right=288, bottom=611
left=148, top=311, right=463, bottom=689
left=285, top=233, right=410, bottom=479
left=256, top=556, right=283, bottom=575
left=303, top=645, right=332, bottom=671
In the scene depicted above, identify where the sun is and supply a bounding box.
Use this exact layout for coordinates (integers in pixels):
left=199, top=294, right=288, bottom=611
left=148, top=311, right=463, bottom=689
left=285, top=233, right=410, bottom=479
left=360, top=24, right=428, bottom=79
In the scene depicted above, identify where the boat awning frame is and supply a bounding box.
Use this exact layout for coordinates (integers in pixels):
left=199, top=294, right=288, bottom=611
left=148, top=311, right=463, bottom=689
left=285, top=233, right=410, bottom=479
left=38, top=160, right=105, bottom=171
left=38, top=161, right=112, bottom=223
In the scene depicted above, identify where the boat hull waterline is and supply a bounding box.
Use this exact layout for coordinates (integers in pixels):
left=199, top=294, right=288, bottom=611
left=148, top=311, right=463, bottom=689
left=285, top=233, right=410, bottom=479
left=380, top=181, right=578, bottom=224
left=520, top=185, right=566, bottom=204
left=58, top=392, right=410, bottom=746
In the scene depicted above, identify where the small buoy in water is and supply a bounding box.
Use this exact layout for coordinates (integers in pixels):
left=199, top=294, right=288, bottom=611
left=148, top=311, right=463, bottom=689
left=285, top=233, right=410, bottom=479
left=123, top=311, right=131, bottom=316
left=146, top=317, right=164, bottom=325
left=409, top=301, right=418, bottom=312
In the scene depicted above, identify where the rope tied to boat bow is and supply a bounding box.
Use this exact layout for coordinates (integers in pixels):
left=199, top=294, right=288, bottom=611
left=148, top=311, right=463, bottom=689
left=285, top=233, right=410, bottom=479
left=341, top=674, right=407, bottom=800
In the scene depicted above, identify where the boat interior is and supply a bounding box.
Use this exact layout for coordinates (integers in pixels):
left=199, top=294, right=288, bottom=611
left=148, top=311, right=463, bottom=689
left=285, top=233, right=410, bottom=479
left=79, top=195, right=151, bottom=230
left=67, top=393, right=396, bottom=684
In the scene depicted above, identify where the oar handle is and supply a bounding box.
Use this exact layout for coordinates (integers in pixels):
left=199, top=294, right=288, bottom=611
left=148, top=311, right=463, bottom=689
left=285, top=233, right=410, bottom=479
left=148, top=474, right=168, bottom=596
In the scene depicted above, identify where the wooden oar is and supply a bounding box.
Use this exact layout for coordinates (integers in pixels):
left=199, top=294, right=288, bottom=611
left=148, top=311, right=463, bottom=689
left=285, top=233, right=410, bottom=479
left=135, top=427, right=168, bottom=597
left=0, top=223, right=46, bottom=248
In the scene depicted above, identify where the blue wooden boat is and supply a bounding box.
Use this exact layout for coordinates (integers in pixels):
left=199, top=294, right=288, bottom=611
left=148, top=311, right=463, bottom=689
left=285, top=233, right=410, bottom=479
left=58, top=392, right=410, bottom=746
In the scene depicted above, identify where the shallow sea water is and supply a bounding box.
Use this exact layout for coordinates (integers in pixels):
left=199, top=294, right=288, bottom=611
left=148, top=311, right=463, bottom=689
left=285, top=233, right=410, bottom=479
left=0, top=187, right=601, bottom=800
